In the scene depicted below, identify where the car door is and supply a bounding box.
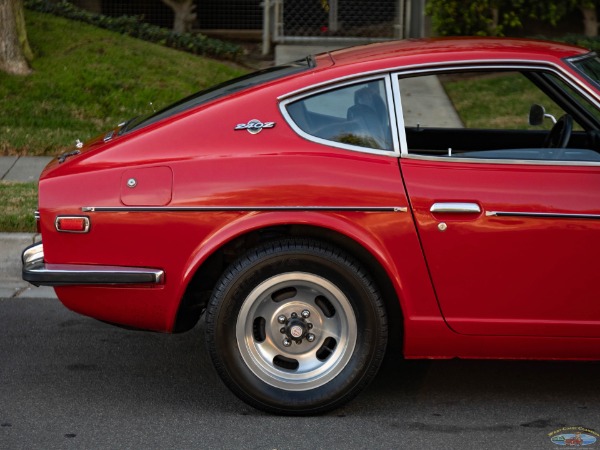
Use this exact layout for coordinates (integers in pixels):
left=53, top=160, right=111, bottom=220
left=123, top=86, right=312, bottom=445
left=394, top=67, right=600, bottom=338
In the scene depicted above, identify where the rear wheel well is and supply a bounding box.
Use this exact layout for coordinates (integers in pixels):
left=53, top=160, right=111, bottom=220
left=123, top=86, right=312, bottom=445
left=173, top=225, right=403, bottom=352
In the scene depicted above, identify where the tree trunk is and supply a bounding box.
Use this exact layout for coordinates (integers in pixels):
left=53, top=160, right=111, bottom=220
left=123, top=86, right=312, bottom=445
left=580, top=5, right=598, bottom=37
left=14, top=0, right=33, bottom=61
left=162, top=0, right=197, bottom=34
left=73, top=0, right=102, bottom=14
left=0, top=0, right=32, bottom=75
left=489, top=7, right=499, bottom=35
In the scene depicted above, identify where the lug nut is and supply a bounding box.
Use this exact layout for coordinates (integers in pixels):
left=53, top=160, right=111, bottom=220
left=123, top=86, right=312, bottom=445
left=306, top=333, right=315, bottom=342
left=277, top=315, right=286, bottom=324
left=282, top=338, right=291, bottom=347
left=301, top=309, right=310, bottom=318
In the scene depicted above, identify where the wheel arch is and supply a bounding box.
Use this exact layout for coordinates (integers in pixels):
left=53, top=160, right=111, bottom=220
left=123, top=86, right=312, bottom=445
left=172, top=213, right=404, bottom=349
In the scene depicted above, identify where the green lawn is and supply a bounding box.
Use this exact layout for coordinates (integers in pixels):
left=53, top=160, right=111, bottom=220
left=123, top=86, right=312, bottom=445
left=0, top=182, right=38, bottom=232
left=441, top=72, right=563, bottom=130
left=0, top=10, right=247, bottom=232
left=0, top=10, right=246, bottom=156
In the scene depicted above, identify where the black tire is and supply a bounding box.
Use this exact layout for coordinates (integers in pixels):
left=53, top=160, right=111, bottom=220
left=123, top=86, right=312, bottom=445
left=205, top=238, right=388, bottom=415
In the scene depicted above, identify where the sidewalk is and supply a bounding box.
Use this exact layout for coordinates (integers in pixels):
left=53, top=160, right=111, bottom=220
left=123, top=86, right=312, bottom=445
left=1, top=156, right=52, bottom=182
left=1, top=156, right=56, bottom=299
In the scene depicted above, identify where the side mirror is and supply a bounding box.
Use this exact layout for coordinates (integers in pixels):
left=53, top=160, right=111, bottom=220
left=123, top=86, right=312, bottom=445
left=529, top=104, right=545, bottom=126
left=529, top=104, right=557, bottom=126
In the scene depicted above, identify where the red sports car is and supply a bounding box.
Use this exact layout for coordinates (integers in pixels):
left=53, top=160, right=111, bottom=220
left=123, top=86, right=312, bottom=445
left=22, top=37, right=600, bottom=415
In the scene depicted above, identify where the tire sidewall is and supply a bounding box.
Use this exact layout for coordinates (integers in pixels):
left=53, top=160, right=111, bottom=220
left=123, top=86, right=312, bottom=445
left=207, top=240, right=385, bottom=414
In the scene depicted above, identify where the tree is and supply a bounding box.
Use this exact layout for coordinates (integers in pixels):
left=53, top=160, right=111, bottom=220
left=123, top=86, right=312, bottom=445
left=579, top=1, right=598, bottom=36
left=161, top=0, right=197, bottom=34
left=0, top=0, right=32, bottom=75
left=425, top=0, right=525, bottom=36
left=426, top=0, right=598, bottom=37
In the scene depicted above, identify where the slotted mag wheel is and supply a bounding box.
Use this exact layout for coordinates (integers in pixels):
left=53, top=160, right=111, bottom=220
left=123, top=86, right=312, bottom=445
left=236, top=272, right=357, bottom=391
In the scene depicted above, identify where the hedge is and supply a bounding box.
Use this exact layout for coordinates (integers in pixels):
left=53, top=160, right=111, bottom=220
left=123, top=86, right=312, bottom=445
left=24, top=0, right=243, bottom=61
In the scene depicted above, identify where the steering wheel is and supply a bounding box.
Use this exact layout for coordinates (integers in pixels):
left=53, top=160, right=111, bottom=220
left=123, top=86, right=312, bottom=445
left=544, top=114, right=573, bottom=149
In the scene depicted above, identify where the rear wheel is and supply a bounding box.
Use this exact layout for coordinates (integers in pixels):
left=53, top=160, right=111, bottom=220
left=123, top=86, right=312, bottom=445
left=205, top=239, right=387, bottom=415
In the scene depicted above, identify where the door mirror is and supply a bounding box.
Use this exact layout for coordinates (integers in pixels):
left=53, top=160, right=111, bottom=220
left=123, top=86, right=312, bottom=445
left=529, top=104, right=557, bottom=126
left=529, top=104, right=545, bottom=126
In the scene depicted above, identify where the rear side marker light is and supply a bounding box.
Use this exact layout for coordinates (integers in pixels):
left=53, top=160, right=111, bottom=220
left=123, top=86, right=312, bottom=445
left=55, top=216, right=90, bottom=233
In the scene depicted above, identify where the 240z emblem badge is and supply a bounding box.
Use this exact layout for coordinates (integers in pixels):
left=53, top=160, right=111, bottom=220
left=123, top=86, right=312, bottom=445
left=234, top=119, right=275, bottom=135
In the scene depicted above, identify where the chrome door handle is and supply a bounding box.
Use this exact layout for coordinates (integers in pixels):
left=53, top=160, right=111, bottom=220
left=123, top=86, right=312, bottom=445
left=430, top=202, right=481, bottom=214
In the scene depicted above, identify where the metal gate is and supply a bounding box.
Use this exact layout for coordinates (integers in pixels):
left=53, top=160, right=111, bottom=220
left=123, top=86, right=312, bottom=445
left=263, top=0, right=420, bottom=53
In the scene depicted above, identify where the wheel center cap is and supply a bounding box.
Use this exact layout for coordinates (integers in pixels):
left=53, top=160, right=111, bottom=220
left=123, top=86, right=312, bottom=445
left=290, top=325, right=303, bottom=338
left=286, top=318, right=306, bottom=339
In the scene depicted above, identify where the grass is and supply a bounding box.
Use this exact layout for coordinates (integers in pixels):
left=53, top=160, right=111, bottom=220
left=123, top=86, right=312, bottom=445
left=441, top=72, right=563, bottom=130
left=0, top=10, right=248, bottom=231
left=0, top=182, right=38, bottom=232
left=0, top=10, right=247, bottom=156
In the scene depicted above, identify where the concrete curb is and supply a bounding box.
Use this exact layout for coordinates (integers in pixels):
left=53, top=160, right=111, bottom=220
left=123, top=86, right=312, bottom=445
left=0, top=233, right=56, bottom=299
left=1, top=157, right=57, bottom=298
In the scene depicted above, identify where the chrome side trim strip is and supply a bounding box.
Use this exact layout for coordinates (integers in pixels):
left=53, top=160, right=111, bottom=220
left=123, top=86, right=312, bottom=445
left=82, top=206, right=408, bottom=213
left=22, top=242, right=164, bottom=287
left=486, top=211, right=600, bottom=220
left=402, top=153, right=600, bottom=167
left=430, top=202, right=481, bottom=214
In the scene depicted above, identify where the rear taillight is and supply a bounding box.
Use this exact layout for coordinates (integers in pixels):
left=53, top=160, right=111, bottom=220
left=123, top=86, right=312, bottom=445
left=55, top=216, right=90, bottom=233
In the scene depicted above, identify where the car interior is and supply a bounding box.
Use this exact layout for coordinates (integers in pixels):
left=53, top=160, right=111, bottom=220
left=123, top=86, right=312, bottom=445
left=401, top=69, right=600, bottom=162
left=285, top=69, right=600, bottom=162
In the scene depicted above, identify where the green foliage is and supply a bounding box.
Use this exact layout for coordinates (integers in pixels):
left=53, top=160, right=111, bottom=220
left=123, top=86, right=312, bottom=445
left=0, top=182, right=38, bottom=232
left=0, top=10, right=247, bottom=156
left=24, top=0, right=242, bottom=60
left=426, top=0, right=499, bottom=36
left=426, top=0, right=580, bottom=36
left=526, top=0, right=578, bottom=26
left=562, top=33, right=600, bottom=52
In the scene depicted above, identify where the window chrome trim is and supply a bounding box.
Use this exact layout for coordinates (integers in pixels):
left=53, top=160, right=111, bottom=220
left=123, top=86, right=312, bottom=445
left=82, top=205, right=408, bottom=213
left=279, top=74, right=400, bottom=157
left=401, top=152, right=600, bottom=167
left=391, top=62, right=600, bottom=156
left=566, top=52, right=600, bottom=91
left=486, top=211, right=600, bottom=220
left=566, top=52, right=596, bottom=64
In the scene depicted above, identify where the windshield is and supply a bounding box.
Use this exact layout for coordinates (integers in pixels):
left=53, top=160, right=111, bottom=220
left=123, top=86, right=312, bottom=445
left=123, top=57, right=313, bottom=133
left=569, top=53, right=600, bottom=89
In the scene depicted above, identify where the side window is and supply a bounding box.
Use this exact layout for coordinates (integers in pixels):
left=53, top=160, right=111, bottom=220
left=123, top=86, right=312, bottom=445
left=398, top=70, right=600, bottom=162
left=286, top=79, right=393, bottom=151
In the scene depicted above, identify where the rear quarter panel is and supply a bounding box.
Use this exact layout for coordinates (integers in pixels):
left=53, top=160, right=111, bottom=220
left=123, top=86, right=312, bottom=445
left=41, top=83, right=439, bottom=332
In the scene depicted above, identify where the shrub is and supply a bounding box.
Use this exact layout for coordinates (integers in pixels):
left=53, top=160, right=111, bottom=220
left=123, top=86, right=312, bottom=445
left=24, top=0, right=243, bottom=61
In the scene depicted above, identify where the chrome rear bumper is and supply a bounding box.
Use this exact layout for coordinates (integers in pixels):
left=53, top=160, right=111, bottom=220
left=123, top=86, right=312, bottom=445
left=22, top=242, right=164, bottom=287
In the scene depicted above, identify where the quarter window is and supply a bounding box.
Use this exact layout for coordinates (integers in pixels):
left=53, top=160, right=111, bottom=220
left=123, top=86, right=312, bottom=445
left=286, top=79, right=393, bottom=151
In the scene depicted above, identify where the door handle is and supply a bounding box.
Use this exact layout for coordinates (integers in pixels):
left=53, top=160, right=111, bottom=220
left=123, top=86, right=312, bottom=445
left=430, top=202, right=481, bottom=214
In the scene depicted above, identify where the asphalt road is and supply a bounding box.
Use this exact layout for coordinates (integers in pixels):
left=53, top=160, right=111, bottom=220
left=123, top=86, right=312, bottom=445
left=2, top=297, right=599, bottom=449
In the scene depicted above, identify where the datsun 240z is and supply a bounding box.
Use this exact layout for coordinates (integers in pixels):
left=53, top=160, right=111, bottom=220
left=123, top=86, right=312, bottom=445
left=22, top=38, right=600, bottom=415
